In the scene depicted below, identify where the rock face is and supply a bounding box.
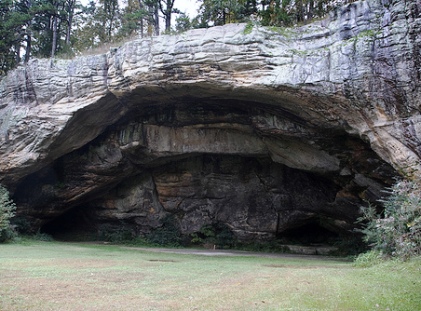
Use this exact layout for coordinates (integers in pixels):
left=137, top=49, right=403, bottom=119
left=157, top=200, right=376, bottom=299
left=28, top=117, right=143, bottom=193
left=0, top=0, right=420, bottom=243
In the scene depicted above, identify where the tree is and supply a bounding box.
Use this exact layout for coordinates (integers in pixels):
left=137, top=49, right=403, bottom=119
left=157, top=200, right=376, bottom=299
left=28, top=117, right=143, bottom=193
left=257, top=0, right=337, bottom=27
left=357, top=180, right=421, bottom=260
left=158, top=0, right=178, bottom=33
left=117, top=0, right=151, bottom=38
left=0, top=0, right=32, bottom=73
left=0, top=185, right=16, bottom=243
left=196, top=0, right=247, bottom=27
left=71, top=1, right=97, bottom=50
left=145, top=0, right=159, bottom=36
left=15, top=0, right=35, bottom=63
left=0, top=0, right=18, bottom=74
left=175, top=12, right=191, bottom=33
left=64, top=0, right=77, bottom=46
left=259, top=0, right=292, bottom=26
left=97, top=0, right=120, bottom=42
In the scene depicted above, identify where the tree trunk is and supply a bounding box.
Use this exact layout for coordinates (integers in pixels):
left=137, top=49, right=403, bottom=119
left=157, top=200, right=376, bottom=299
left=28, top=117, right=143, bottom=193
left=165, top=14, right=171, bottom=32
left=159, top=0, right=174, bottom=33
left=24, top=1, right=33, bottom=63
left=154, top=5, right=159, bottom=35
left=308, top=0, right=314, bottom=20
left=51, top=15, right=58, bottom=58
left=137, top=0, right=145, bottom=37
left=24, top=33, right=31, bottom=63
left=65, top=0, right=76, bottom=46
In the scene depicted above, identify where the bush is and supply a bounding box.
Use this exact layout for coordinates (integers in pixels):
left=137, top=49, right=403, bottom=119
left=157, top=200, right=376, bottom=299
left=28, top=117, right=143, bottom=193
left=0, top=185, right=17, bottom=242
left=147, top=215, right=182, bottom=247
left=97, top=224, right=134, bottom=243
left=353, top=250, right=383, bottom=267
left=190, top=223, right=234, bottom=249
left=357, top=179, right=421, bottom=260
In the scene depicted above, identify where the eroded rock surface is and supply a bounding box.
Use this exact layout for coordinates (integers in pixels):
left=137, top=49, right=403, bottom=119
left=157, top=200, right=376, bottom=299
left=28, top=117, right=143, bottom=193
left=0, top=0, right=420, bottom=243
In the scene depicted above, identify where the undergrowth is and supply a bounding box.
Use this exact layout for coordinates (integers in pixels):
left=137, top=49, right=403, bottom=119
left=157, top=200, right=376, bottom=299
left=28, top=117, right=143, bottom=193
left=356, top=179, right=421, bottom=261
left=0, top=185, right=16, bottom=243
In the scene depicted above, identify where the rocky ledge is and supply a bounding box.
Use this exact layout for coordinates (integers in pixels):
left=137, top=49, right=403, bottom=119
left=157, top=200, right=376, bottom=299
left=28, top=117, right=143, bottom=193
left=0, top=0, right=420, bottom=245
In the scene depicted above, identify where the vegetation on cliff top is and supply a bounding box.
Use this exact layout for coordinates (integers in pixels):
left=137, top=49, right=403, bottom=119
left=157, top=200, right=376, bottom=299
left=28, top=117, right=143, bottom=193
left=1, top=0, right=357, bottom=74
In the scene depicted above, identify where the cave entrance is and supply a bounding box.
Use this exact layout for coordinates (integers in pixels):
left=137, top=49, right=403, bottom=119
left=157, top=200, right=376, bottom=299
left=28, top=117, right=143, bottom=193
left=41, top=206, right=96, bottom=241
left=278, top=221, right=340, bottom=246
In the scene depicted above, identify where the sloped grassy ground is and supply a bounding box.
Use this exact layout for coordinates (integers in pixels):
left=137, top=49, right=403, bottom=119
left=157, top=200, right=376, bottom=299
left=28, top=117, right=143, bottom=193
left=0, top=241, right=420, bottom=311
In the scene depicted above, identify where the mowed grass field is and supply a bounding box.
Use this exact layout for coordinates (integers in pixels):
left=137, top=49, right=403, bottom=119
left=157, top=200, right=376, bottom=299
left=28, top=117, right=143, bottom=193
left=0, top=241, right=420, bottom=311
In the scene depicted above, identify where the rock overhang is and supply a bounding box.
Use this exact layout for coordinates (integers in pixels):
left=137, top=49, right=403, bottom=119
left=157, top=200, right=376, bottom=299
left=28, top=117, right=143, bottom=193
left=0, top=0, right=420, bottom=244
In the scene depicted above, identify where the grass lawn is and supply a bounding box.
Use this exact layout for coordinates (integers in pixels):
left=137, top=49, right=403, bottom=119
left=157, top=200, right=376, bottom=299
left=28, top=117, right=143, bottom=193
left=0, top=241, right=420, bottom=311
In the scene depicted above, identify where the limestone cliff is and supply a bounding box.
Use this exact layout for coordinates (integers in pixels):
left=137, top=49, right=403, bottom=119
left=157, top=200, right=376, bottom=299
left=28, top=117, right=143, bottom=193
left=0, top=0, right=420, bottom=243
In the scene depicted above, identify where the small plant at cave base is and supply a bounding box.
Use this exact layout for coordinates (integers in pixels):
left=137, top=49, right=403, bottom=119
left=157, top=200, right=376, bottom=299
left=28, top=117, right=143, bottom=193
left=191, top=223, right=234, bottom=249
left=353, top=250, right=383, bottom=267
left=0, top=185, right=17, bottom=242
left=356, top=179, right=421, bottom=261
left=33, top=231, right=55, bottom=242
left=97, top=224, right=134, bottom=243
left=147, top=215, right=182, bottom=247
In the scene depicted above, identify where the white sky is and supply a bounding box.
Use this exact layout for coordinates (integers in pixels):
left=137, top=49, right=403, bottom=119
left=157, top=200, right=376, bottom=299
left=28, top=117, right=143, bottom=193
left=174, top=0, right=200, bottom=17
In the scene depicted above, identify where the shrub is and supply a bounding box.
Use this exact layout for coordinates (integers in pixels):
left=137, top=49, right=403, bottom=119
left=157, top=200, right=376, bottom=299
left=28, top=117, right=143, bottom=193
left=33, top=231, right=55, bottom=242
left=357, top=179, right=421, bottom=260
left=97, top=224, right=134, bottom=243
left=147, top=215, right=182, bottom=247
left=0, top=185, right=17, bottom=242
left=190, top=223, right=234, bottom=249
left=353, top=250, right=383, bottom=267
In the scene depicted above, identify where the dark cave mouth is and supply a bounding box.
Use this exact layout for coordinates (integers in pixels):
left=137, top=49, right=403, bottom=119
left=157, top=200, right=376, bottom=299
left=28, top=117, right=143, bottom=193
left=277, top=222, right=341, bottom=246
left=41, top=204, right=346, bottom=250
left=40, top=206, right=97, bottom=241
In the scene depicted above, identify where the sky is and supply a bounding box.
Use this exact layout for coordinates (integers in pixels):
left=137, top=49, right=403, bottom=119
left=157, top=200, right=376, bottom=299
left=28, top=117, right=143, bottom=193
left=174, top=0, right=200, bottom=17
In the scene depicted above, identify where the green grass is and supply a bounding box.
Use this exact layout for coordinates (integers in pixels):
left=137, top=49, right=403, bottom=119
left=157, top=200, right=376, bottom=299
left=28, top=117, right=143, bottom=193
left=0, top=241, right=420, bottom=310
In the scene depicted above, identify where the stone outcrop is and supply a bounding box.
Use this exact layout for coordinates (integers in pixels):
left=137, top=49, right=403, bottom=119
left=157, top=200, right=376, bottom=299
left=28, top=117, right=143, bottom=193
left=0, top=0, right=420, bottom=243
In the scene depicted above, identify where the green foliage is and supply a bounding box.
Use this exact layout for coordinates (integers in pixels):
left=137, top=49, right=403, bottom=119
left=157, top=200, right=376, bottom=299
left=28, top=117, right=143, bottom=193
left=259, top=0, right=293, bottom=27
left=357, top=180, right=421, bottom=260
left=196, top=0, right=245, bottom=26
left=243, top=21, right=254, bottom=34
left=175, top=13, right=192, bottom=33
left=190, top=223, right=234, bottom=248
left=10, top=216, right=32, bottom=234
left=332, top=235, right=368, bottom=256
left=95, top=216, right=182, bottom=247
left=147, top=215, right=182, bottom=247
left=353, top=250, right=383, bottom=267
left=97, top=224, right=134, bottom=243
left=33, top=230, right=54, bottom=241
left=0, top=0, right=29, bottom=74
left=0, top=184, right=17, bottom=242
